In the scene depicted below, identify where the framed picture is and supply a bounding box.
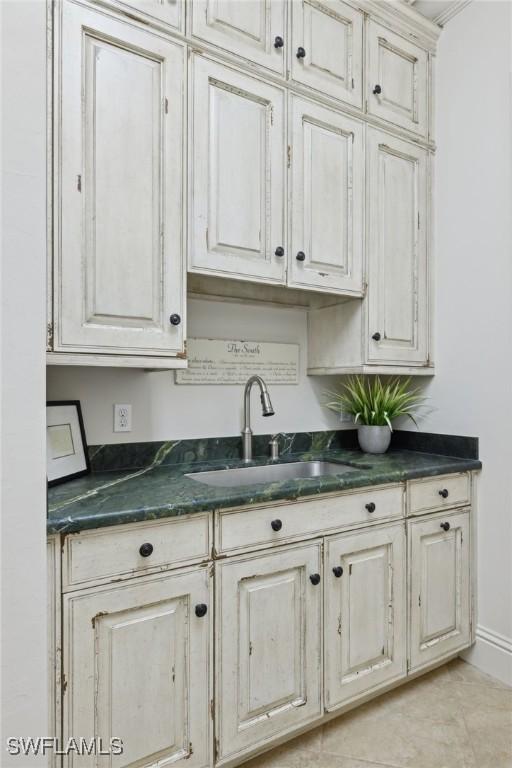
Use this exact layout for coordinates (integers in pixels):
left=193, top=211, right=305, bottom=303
left=46, top=401, right=90, bottom=486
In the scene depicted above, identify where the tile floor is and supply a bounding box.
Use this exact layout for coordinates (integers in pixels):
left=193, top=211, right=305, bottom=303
left=244, top=659, right=512, bottom=768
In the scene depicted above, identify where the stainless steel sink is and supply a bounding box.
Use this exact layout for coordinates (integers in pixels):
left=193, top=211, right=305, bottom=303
left=185, top=461, right=357, bottom=488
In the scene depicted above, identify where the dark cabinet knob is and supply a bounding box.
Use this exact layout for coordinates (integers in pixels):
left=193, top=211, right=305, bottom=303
left=372, top=332, right=381, bottom=341
left=195, top=603, right=208, bottom=618
left=274, top=35, right=284, bottom=48
left=332, top=566, right=343, bottom=578
left=310, top=573, right=321, bottom=586
left=139, top=542, right=153, bottom=557
left=169, top=314, right=181, bottom=326
left=440, top=522, right=451, bottom=531
left=275, top=246, right=284, bottom=257
left=365, top=502, right=376, bottom=513
left=439, top=488, right=449, bottom=499
left=373, top=84, right=382, bottom=94
left=297, top=46, right=306, bottom=59
left=271, top=519, right=282, bottom=532
left=296, top=251, right=306, bottom=261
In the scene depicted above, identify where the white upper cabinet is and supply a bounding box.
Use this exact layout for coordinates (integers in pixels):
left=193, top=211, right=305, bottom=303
left=189, top=56, right=286, bottom=285
left=291, top=0, right=363, bottom=108
left=63, top=567, right=211, bottom=768
left=216, top=542, right=322, bottom=762
left=108, top=0, right=183, bottom=31
left=56, top=3, right=185, bottom=357
left=366, top=128, right=429, bottom=365
left=409, top=511, right=471, bottom=671
left=191, top=0, right=287, bottom=75
left=367, top=21, right=428, bottom=137
left=289, top=96, right=364, bottom=295
left=324, top=523, right=406, bottom=710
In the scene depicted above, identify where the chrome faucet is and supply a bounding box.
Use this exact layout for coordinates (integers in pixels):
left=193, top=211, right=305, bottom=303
left=241, top=375, right=275, bottom=462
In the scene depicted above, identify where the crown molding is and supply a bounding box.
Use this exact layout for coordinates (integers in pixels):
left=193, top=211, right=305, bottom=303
left=352, top=0, right=442, bottom=51
left=433, top=0, right=472, bottom=26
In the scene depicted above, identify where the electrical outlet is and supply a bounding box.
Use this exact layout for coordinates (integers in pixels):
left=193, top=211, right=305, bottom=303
left=114, top=404, right=132, bottom=432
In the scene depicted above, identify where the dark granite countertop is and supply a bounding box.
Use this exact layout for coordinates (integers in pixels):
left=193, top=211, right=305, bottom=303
left=47, top=447, right=481, bottom=535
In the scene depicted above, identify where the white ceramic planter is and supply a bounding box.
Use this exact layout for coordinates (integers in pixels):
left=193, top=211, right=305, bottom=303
left=358, top=425, right=391, bottom=454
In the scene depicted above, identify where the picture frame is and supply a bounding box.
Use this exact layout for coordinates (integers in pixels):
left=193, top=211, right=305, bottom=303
left=46, top=400, right=90, bottom=486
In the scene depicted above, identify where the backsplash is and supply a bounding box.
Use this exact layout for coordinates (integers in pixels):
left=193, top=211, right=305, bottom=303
left=88, top=430, right=478, bottom=473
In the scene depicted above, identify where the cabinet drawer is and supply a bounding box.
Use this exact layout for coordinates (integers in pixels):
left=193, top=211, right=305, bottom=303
left=407, top=473, right=470, bottom=516
left=63, top=513, right=211, bottom=590
left=215, top=485, right=404, bottom=554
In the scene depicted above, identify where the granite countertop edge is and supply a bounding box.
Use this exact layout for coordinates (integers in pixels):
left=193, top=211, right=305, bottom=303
left=47, top=449, right=482, bottom=536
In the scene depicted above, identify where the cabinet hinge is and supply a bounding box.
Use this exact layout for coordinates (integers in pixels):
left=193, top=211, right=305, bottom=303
left=61, top=672, right=67, bottom=696
left=77, top=174, right=81, bottom=192
left=270, top=105, right=274, bottom=126
left=349, top=563, right=352, bottom=575
left=287, top=144, right=291, bottom=168
left=164, top=97, right=169, bottom=114
left=352, top=77, right=355, bottom=89
left=214, top=738, right=219, bottom=762
left=210, top=699, right=215, bottom=720
left=46, top=322, right=54, bottom=350
left=418, top=594, right=421, bottom=607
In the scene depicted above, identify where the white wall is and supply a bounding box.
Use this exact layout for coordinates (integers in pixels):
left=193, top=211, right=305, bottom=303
left=414, top=0, right=512, bottom=683
left=47, top=298, right=342, bottom=444
left=1, top=0, right=48, bottom=762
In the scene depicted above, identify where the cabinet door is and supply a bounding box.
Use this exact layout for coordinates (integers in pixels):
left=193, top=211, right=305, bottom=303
left=289, top=96, right=364, bottom=295
left=216, top=542, right=322, bottom=762
left=190, top=56, right=286, bottom=284
left=63, top=568, right=211, bottom=768
left=366, top=128, right=429, bottom=365
left=109, top=0, right=183, bottom=31
left=409, top=511, right=471, bottom=672
left=291, top=0, right=363, bottom=108
left=325, top=523, right=406, bottom=710
left=191, top=0, right=286, bottom=75
left=367, top=21, right=428, bottom=137
left=56, top=3, right=185, bottom=357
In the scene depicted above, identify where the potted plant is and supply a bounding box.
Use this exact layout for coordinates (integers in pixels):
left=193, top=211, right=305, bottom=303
left=325, top=376, right=426, bottom=454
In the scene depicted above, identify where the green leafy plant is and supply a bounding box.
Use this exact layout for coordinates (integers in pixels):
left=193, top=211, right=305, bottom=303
left=325, top=376, right=426, bottom=431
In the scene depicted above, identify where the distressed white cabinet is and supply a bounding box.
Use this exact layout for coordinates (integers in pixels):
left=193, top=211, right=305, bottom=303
left=53, top=2, right=185, bottom=360
left=367, top=20, right=428, bottom=137
left=105, top=0, right=183, bottom=31
left=289, top=95, right=364, bottom=295
left=190, top=0, right=286, bottom=75
left=215, top=542, right=322, bottom=762
left=291, top=0, right=363, bottom=108
left=366, top=127, right=429, bottom=366
left=62, top=567, right=211, bottom=768
left=409, top=510, right=471, bottom=671
left=324, top=523, right=406, bottom=710
left=189, top=55, right=286, bottom=285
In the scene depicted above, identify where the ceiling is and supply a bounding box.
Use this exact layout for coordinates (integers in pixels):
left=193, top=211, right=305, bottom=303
left=407, top=0, right=469, bottom=26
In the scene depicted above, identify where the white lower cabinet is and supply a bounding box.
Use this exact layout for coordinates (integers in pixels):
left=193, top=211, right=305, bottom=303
left=408, top=509, right=471, bottom=671
left=215, top=542, right=322, bottom=763
left=53, top=475, right=475, bottom=768
left=324, top=523, right=406, bottom=710
left=63, top=566, right=211, bottom=768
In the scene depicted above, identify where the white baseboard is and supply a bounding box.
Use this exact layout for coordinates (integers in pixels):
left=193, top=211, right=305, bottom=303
left=461, top=625, right=512, bottom=686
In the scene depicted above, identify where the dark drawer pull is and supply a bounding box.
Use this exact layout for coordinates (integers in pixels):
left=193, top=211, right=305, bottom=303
left=332, top=566, right=343, bottom=578
left=365, top=502, right=376, bottom=513
left=310, top=573, right=321, bottom=586
left=439, top=488, right=449, bottom=499
left=139, top=543, right=153, bottom=557
left=195, top=604, right=208, bottom=618
left=271, top=519, right=282, bottom=532
left=440, top=522, right=450, bottom=532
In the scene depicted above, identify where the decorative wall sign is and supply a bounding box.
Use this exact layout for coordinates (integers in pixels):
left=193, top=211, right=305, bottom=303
left=175, top=339, right=299, bottom=385
left=46, top=400, right=90, bottom=486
